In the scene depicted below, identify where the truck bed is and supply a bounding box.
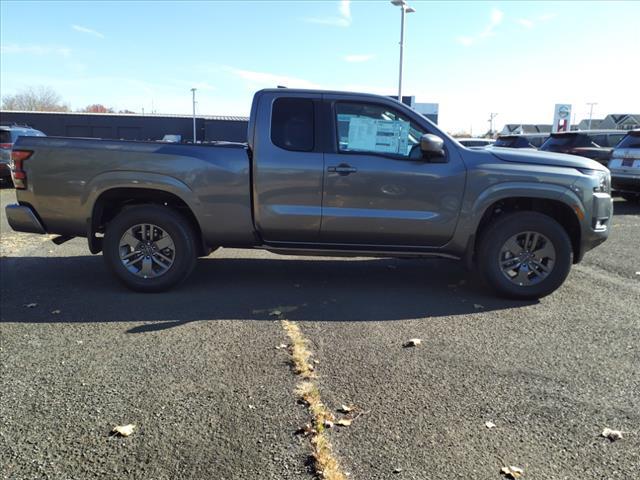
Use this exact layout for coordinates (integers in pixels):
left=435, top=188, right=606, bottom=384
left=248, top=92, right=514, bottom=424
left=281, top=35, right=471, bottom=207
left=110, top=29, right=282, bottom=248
left=13, top=136, right=256, bottom=246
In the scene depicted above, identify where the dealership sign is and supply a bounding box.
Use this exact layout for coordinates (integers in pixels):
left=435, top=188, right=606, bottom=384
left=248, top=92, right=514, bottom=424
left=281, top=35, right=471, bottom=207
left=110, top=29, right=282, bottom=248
left=552, top=104, right=572, bottom=133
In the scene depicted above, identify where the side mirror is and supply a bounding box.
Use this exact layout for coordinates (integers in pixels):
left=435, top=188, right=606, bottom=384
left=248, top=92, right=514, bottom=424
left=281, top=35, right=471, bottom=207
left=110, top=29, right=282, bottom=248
left=420, top=134, right=446, bottom=159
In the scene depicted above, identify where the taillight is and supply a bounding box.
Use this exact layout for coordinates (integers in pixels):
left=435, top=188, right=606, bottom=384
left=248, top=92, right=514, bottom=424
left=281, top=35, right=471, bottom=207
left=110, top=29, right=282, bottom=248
left=11, top=150, right=33, bottom=190
left=0, top=143, right=13, bottom=150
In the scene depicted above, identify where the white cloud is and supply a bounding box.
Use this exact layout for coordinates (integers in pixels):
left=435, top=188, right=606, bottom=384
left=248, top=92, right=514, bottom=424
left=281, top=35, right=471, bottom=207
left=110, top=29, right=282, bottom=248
left=72, top=24, right=105, bottom=38
left=456, top=36, right=475, bottom=47
left=344, top=54, right=374, bottom=63
left=457, top=8, right=504, bottom=46
left=517, top=13, right=557, bottom=29
left=0, top=43, right=71, bottom=57
left=305, top=0, right=352, bottom=27
left=223, top=66, right=322, bottom=90
left=518, top=19, right=534, bottom=29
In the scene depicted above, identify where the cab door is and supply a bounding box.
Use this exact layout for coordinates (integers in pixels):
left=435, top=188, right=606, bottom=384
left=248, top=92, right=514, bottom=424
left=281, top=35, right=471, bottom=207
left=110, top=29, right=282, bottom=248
left=252, top=92, right=324, bottom=242
left=320, top=97, right=466, bottom=247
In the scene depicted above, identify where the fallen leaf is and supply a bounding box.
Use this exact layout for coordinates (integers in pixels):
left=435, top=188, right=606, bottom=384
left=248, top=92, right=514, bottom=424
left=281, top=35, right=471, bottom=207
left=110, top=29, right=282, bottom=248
left=51, top=310, right=61, bottom=315
left=338, top=405, right=353, bottom=414
left=485, top=421, right=496, bottom=429
left=403, top=338, right=422, bottom=347
left=500, top=466, right=524, bottom=478
left=473, top=303, right=484, bottom=309
left=393, top=467, right=403, bottom=473
left=323, top=420, right=334, bottom=429
left=312, top=359, right=320, bottom=364
left=336, top=418, right=352, bottom=427
left=24, top=303, right=37, bottom=308
left=602, top=428, right=623, bottom=441
left=275, top=344, right=288, bottom=350
left=111, top=424, right=135, bottom=437
left=295, top=423, right=315, bottom=436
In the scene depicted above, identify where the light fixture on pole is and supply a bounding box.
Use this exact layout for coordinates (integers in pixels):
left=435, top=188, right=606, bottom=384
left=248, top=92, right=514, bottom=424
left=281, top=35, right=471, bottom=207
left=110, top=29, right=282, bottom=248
left=586, top=102, right=597, bottom=130
left=191, top=88, right=197, bottom=143
left=390, top=0, right=416, bottom=102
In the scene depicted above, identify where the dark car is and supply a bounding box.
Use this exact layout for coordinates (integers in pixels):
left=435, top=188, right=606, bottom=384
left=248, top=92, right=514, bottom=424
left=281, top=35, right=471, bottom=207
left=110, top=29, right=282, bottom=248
left=0, top=125, right=46, bottom=183
left=608, top=129, right=640, bottom=202
left=493, top=134, right=549, bottom=149
left=457, top=138, right=495, bottom=148
left=539, top=130, right=626, bottom=165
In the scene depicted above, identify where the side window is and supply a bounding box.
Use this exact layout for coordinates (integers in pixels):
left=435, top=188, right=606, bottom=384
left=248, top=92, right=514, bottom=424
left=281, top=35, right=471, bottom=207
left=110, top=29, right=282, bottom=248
left=335, top=102, right=424, bottom=157
left=271, top=98, right=314, bottom=152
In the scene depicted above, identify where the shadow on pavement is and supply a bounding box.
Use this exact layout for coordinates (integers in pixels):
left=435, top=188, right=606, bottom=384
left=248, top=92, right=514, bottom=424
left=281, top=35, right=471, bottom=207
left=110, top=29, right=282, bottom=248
left=0, top=255, right=536, bottom=331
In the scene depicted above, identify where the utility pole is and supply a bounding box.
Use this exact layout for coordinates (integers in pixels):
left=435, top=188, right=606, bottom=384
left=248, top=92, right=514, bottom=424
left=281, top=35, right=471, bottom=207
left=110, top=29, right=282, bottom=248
left=191, top=88, right=197, bottom=143
left=488, top=112, right=498, bottom=137
left=586, top=102, right=597, bottom=130
left=391, top=0, right=416, bottom=102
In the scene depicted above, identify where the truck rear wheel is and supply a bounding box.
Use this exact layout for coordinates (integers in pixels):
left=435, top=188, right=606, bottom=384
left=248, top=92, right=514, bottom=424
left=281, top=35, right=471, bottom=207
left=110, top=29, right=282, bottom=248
left=103, top=205, right=197, bottom=292
left=477, top=212, right=572, bottom=299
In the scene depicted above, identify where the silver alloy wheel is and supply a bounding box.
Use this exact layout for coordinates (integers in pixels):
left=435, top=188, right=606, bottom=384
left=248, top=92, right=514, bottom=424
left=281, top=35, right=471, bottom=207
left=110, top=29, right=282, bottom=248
left=118, top=223, right=175, bottom=279
left=498, top=231, right=556, bottom=286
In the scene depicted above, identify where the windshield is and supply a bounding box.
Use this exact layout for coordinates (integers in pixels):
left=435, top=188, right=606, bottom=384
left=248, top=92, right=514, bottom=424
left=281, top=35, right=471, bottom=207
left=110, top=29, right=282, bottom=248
left=541, top=134, right=583, bottom=151
left=615, top=132, right=640, bottom=149
left=0, top=130, right=11, bottom=144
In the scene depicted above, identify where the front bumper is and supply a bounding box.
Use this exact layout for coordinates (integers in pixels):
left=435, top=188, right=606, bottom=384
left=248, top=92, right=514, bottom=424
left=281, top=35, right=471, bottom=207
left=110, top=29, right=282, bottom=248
left=5, top=204, right=46, bottom=234
left=577, top=192, right=613, bottom=261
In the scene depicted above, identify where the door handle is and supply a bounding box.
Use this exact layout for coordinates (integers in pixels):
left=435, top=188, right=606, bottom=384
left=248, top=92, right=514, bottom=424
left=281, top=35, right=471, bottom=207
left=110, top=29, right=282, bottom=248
left=328, top=164, right=357, bottom=175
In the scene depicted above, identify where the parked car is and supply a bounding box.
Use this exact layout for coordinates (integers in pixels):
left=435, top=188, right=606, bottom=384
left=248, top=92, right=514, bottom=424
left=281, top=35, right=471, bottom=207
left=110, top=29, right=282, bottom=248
left=5, top=88, right=613, bottom=299
left=457, top=138, right=495, bottom=148
left=539, top=130, right=627, bottom=165
left=0, top=125, right=45, bottom=183
left=608, top=129, right=640, bottom=202
left=493, top=134, right=549, bottom=149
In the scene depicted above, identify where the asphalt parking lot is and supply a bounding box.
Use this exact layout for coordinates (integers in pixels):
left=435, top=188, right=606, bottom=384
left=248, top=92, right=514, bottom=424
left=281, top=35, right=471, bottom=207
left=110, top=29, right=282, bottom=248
left=1, top=186, right=639, bottom=480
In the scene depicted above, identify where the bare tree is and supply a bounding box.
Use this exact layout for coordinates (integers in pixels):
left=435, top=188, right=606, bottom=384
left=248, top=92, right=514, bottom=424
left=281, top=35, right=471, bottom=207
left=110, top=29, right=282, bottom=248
left=80, top=104, right=114, bottom=113
left=1, top=86, right=69, bottom=112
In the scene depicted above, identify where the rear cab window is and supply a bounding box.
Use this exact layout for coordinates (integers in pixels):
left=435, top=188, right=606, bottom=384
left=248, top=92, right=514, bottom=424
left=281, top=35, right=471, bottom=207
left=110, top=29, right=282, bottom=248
left=270, top=98, right=314, bottom=152
left=334, top=102, right=425, bottom=158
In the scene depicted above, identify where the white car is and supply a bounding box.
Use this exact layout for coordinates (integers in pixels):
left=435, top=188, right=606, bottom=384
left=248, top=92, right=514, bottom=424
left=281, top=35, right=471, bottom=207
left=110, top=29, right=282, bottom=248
left=608, top=130, right=640, bottom=203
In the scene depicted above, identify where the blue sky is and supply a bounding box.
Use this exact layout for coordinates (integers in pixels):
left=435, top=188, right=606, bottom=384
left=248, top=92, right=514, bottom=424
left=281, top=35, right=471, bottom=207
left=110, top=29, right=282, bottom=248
left=1, top=0, right=639, bottom=133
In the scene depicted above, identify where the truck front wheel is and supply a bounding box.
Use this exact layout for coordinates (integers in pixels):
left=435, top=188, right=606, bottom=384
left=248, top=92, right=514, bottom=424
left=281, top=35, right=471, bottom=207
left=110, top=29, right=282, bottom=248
left=103, top=205, right=197, bottom=292
left=477, top=212, right=572, bottom=299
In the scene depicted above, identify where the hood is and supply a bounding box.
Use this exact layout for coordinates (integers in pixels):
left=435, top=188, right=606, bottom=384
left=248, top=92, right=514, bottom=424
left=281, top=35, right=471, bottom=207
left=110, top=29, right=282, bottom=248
left=490, top=147, right=607, bottom=171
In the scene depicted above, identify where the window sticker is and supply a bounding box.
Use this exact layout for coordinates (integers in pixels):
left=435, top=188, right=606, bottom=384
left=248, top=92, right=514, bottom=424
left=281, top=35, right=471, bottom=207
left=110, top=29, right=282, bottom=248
left=342, top=116, right=411, bottom=155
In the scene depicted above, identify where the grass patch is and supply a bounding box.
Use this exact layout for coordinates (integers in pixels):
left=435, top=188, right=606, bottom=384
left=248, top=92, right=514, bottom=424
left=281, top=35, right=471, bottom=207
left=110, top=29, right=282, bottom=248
left=282, top=321, right=347, bottom=480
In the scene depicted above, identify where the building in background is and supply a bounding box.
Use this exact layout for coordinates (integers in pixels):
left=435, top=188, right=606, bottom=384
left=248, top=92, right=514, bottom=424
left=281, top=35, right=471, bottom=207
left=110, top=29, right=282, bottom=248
left=387, top=95, right=439, bottom=124
left=500, top=124, right=552, bottom=135
left=0, top=111, right=249, bottom=143
left=597, top=114, right=640, bottom=131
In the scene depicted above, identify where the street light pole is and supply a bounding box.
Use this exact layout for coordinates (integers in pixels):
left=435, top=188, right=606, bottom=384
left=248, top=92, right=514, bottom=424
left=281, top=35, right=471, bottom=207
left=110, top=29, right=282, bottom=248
left=391, top=0, right=415, bottom=102
left=191, top=88, right=197, bottom=143
left=586, top=102, right=597, bottom=130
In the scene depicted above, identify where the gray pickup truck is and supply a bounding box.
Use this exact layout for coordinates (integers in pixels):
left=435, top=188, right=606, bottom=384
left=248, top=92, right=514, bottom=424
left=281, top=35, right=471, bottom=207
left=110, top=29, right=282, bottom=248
left=6, top=89, right=613, bottom=298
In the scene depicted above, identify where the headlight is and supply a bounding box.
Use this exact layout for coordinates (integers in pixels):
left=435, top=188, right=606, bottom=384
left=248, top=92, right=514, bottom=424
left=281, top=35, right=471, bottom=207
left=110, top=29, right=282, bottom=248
left=578, top=168, right=610, bottom=194
left=593, top=170, right=610, bottom=193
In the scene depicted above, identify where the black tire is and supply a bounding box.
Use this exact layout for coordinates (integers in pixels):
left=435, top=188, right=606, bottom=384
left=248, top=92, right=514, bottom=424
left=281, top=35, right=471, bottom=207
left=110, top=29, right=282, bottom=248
left=621, top=193, right=640, bottom=203
left=103, top=205, right=197, bottom=292
left=477, top=212, right=572, bottom=299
